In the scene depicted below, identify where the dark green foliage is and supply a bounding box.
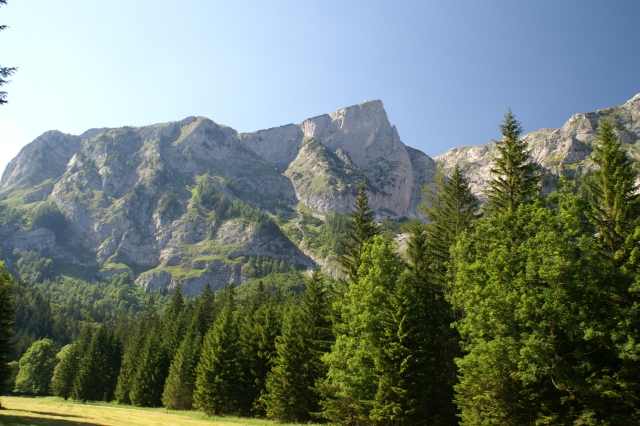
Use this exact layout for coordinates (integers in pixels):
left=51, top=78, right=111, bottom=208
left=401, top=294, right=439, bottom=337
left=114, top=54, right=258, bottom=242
left=194, top=176, right=279, bottom=236
left=238, top=270, right=307, bottom=298
left=236, top=282, right=283, bottom=415
left=158, top=190, right=182, bottom=223
left=300, top=211, right=349, bottom=257
left=194, top=284, right=243, bottom=415
left=29, top=202, right=67, bottom=238
left=0, top=262, right=14, bottom=395
left=162, top=284, right=185, bottom=362
left=264, top=269, right=334, bottom=423
left=13, top=338, right=57, bottom=395
left=115, top=299, right=158, bottom=404
left=162, top=326, right=203, bottom=410
left=50, top=321, right=93, bottom=400
left=242, top=255, right=295, bottom=279
left=129, top=319, right=170, bottom=407
left=72, top=324, right=122, bottom=402
left=11, top=279, right=56, bottom=359
left=486, top=109, right=540, bottom=213
left=339, top=181, right=378, bottom=288
left=15, top=250, right=54, bottom=284
left=586, top=120, right=640, bottom=262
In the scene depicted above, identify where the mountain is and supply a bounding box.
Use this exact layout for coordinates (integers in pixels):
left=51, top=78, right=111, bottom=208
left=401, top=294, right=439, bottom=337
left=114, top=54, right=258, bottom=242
left=0, top=101, right=437, bottom=295
left=436, top=93, right=640, bottom=198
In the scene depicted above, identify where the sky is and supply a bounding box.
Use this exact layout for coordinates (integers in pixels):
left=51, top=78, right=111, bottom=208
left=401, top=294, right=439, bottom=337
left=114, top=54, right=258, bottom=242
left=0, top=0, right=639, bottom=174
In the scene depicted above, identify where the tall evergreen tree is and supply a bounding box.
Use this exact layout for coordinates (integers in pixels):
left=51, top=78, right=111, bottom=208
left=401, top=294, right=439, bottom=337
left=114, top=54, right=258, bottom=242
left=339, top=181, right=378, bottom=289
left=236, top=281, right=283, bottom=415
left=0, top=262, right=14, bottom=402
left=129, top=320, right=170, bottom=407
left=264, top=269, right=334, bottom=423
left=421, top=165, right=479, bottom=288
left=321, top=236, right=402, bottom=424
left=115, top=298, right=157, bottom=404
left=72, top=324, right=122, bottom=402
left=162, top=283, right=185, bottom=362
left=51, top=320, right=94, bottom=400
left=162, top=325, right=203, bottom=410
left=193, top=284, right=243, bottom=415
left=486, top=109, right=540, bottom=214
left=586, top=119, right=640, bottom=263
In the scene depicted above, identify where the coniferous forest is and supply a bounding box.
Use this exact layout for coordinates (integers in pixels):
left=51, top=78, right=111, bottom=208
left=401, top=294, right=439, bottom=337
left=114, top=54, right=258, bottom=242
left=1, top=112, right=640, bottom=425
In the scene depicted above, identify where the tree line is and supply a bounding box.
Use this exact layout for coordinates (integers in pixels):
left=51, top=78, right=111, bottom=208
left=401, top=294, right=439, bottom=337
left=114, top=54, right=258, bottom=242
left=1, top=110, right=640, bottom=424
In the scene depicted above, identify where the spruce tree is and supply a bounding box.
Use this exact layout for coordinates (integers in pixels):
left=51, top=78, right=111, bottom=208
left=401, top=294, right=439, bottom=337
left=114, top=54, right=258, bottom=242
left=115, top=298, right=157, bottom=404
left=0, top=262, right=14, bottom=400
left=339, top=181, right=378, bottom=289
left=51, top=321, right=94, bottom=400
left=486, top=109, right=540, bottom=214
left=264, top=269, right=333, bottom=423
left=129, top=320, right=170, bottom=407
left=193, top=284, right=243, bottom=415
left=72, top=324, right=122, bottom=402
left=162, top=283, right=186, bottom=362
left=421, top=165, right=479, bottom=288
left=586, top=119, right=640, bottom=262
left=370, top=272, right=432, bottom=425
left=162, top=325, right=203, bottom=410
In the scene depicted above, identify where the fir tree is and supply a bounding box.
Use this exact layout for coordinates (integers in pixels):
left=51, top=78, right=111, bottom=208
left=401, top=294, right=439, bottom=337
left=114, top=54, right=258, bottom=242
left=193, top=284, right=243, bottom=415
left=51, top=321, right=94, bottom=400
left=421, top=165, right=479, bottom=288
left=339, top=181, right=378, bottom=289
left=586, top=119, right=640, bottom=263
left=162, top=325, right=203, bottom=410
left=129, top=320, right=170, bottom=407
left=115, top=298, right=157, bottom=404
left=486, top=109, right=540, bottom=214
left=162, top=283, right=185, bottom=362
left=264, top=269, right=334, bottom=423
left=73, top=324, right=122, bottom=402
left=0, top=262, right=14, bottom=400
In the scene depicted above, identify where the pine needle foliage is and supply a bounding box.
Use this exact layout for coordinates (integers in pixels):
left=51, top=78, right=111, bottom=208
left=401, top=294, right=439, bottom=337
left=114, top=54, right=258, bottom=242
left=264, top=269, right=334, bottom=423
left=585, top=119, right=640, bottom=263
left=486, top=109, right=540, bottom=214
left=193, top=284, right=243, bottom=416
left=0, top=262, right=14, bottom=396
left=339, top=181, right=378, bottom=289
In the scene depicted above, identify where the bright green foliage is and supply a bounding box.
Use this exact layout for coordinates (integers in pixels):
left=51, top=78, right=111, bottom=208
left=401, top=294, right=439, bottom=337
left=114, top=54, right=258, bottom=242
left=369, top=273, right=432, bottom=425
left=264, top=269, right=334, bottom=423
left=50, top=344, right=75, bottom=399
left=421, top=165, right=479, bottom=288
left=237, top=282, right=283, bottom=415
left=13, top=338, right=57, bottom=395
left=321, top=236, right=402, bottom=423
left=339, top=181, right=378, bottom=288
left=586, top=120, right=640, bottom=263
left=486, top=110, right=540, bottom=213
left=194, top=284, right=243, bottom=415
left=72, top=324, right=122, bottom=402
left=162, top=325, right=203, bottom=410
left=451, top=194, right=637, bottom=424
left=0, top=262, right=14, bottom=395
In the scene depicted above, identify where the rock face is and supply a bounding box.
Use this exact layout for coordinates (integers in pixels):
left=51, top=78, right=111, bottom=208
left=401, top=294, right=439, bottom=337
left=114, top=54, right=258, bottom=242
left=436, top=93, right=640, bottom=198
left=0, top=100, right=436, bottom=294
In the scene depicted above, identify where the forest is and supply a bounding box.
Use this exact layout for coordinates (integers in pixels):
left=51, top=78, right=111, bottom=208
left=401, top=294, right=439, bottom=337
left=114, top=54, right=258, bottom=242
left=1, top=111, right=639, bottom=425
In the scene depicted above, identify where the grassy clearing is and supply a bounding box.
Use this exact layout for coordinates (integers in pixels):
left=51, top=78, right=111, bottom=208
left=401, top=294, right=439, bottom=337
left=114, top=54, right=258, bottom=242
left=0, top=396, right=310, bottom=426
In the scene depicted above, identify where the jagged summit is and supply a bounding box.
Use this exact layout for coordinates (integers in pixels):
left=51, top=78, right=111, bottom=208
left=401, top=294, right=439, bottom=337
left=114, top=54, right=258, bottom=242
left=0, top=101, right=436, bottom=294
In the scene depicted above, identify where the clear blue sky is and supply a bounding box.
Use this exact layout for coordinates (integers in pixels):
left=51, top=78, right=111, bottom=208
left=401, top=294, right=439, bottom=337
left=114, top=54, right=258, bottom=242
left=1, top=1, right=639, bottom=174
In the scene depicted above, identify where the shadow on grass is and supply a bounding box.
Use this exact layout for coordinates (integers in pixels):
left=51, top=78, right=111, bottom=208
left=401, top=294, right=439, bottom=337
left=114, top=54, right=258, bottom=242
left=0, top=414, right=98, bottom=426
